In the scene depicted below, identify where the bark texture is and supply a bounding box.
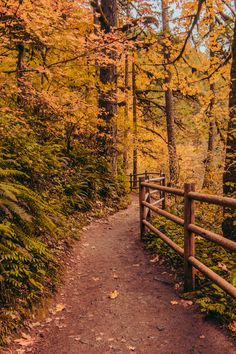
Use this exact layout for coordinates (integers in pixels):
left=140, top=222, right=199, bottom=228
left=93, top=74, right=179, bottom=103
left=132, top=61, right=138, bottom=188
left=123, top=1, right=130, bottom=172
left=161, top=0, right=179, bottom=186
left=94, top=0, right=118, bottom=173
left=222, top=18, right=236, bottom=239
left=123, top=52, right=129, bottom=171
left=203, top=83, right=216, bottom=189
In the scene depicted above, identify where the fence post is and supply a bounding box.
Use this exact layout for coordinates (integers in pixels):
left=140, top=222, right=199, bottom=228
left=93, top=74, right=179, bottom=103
left=133, top=174, right=138, bottom=189
left=146, top=175, right=151, bottom=219
left=184, top=183, right=196, bottom=292
left=161, top=173, right=166, bottom=210
left=139, top=177, right=146, bottom=240
left=130, top=173, right=133, bottom=191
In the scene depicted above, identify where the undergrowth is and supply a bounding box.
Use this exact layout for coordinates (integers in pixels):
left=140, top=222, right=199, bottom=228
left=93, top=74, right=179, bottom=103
left=144, top=210, right=236, bottom=327
left=0, top=114, right=128, bottom=345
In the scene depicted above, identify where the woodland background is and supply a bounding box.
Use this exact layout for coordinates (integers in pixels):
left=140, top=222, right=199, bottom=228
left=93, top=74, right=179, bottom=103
left=0, top=0, right=235, bottom=342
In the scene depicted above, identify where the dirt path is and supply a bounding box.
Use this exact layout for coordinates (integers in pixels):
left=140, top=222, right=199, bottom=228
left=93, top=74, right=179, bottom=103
left=6, top=195, right=236, bottom=354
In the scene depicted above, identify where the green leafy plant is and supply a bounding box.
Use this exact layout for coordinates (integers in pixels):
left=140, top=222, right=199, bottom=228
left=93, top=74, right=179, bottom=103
left=145, top=214, right=236, bottom=325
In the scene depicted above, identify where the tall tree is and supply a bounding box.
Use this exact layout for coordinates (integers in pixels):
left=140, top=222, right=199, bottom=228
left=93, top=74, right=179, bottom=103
left=94, top=0, right=118, bottom=174
left=132, top=59, right=138, bottom=188
left=161, top=0, right=179, bottom=185
left=123, top=1, right=130, bottom=172
left=203, top=87, right=216, bottom=189
left=222, top=8, right=236, bottom=240
left=203, top=20, right=216, bottom=189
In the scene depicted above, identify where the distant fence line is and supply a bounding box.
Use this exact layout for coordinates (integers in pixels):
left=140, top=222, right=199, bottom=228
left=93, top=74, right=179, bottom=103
left=128, top=171, right=165, bottom=191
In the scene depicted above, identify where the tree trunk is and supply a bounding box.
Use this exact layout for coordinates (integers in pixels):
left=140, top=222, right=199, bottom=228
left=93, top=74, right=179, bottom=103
left=123, top=2, right=130, bottom=172
left=123, top=52, right=129, bottom=171
left=132, top=60, right=138, bottom=188
left=161, top=0, right=179, bottom=186
left=97, top=0, right=118, bottom=174
left=203, top=83, right=216, bottom=189
left=222, top=16, right=236, bottom=240
left=16, top=43, right=25, bottom=106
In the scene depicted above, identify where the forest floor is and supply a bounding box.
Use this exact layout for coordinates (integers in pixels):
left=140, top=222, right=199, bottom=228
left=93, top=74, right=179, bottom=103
left=3, top=194, right=236, bottom=354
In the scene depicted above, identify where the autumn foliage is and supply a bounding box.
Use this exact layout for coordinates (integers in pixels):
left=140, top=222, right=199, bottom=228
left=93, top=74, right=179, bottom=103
left=0, top=0, right=235, bottom=342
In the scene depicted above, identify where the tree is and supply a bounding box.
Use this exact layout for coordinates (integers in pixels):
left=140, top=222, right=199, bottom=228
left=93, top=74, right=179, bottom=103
left=93, top=0, right=118, bottom=174
left=132, top=59, right=138, bottom=187
left=222, top=9, right=236, bottom=239
left=161, top=0, right=179, bottom=185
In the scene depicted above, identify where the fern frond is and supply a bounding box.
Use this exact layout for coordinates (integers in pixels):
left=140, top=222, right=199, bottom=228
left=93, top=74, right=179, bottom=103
left=0, top=168, right=27, bottom=180
left=0, top=198, right=32, bottom=222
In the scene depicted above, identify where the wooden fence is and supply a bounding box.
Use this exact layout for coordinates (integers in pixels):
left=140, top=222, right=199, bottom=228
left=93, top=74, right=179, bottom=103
left=129, top=171, right=166, bottom=191
left=139, top=177, right=236, bottom=299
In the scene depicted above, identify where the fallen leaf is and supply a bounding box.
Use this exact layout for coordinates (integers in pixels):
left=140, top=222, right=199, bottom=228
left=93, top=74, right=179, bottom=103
left=229, top=321, right=236, bottom=332
left=74, top=336, right=81, bottom=341
left=170, top=300, right=179, bottom=305
left=108, top=290, right=119, bottom=299
left=56, top=304, right=66, bottom=312
left=92, top=277, right=100, bottom=281
left=14, top=334, right=35, bottom=347
left=150, top=255, right=159, bottom=263
left=128, top=345, right=135, bottom=351
left=180, top=300, right=193, bottom=307
left=217, top=262, right=228, bottom=271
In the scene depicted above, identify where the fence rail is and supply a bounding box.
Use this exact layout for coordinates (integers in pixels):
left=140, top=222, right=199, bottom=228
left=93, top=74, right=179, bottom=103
left=139, top=177, right=236, bottom=299
left=128, top=171, right=165, bottom=191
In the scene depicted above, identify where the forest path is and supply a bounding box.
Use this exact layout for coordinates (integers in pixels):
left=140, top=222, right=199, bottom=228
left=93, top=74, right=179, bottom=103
left=8, top=195, right=235, bottom=354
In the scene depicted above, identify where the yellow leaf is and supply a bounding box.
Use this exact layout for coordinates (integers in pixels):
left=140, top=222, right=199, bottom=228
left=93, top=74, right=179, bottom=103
left=56, top=303, right=66, bottom=312
left=170, top=300, right=178, bottom=305
left=128, top=345, right=135, bottom=351
left=109, top=290, right=119, bottom=299
left=229, top=321, right=236, bottom=332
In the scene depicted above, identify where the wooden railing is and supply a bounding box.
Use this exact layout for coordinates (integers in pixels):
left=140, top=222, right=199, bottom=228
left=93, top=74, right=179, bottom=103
left=139, top=177, right=236, bottom=299
left=129, top=171, right=166, bottom=191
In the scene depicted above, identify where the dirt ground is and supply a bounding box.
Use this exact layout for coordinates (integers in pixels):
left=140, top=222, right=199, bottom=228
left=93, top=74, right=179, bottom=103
left=3, top=195, right=236, bottom=354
